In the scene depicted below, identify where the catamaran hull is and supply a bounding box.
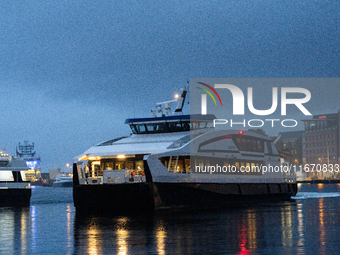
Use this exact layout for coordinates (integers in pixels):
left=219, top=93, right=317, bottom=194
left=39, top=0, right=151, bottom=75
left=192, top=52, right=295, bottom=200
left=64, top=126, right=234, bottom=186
left=73, top=182, right=297, bottom=214
left=73, top=183, right=154, bottom=215
left=0, top=188, right=31, bottom=207
left=152, top=182, right=297, bottom=210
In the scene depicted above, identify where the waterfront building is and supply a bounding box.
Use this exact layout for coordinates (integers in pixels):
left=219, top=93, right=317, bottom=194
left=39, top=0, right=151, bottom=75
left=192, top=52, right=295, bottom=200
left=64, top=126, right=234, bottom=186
left=301, top=111, right=340, bottom=179
left=278, top=130, right=304, bottom=165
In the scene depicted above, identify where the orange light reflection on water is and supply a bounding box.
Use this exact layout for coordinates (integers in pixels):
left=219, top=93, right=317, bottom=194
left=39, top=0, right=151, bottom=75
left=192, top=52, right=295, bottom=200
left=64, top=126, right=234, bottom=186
left=116, top=217, right=129, bottom=255
left=319, top=198, right=326, bottom=254
left=156, top=227, right=166, bottom=255
left=87, top=221, right=102, bottom=255
left=20, top=209, right=28, bottom=253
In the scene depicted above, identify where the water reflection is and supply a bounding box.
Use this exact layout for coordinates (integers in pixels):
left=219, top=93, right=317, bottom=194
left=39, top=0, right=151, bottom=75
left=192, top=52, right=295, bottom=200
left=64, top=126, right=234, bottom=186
left=21, top=208, right=28, bottom=253
left=246, top=209, right=257, bottom=250
left=281, top=206, right=293, bottom=248
left=86, top=219, right=103, bottom=255
left=319, top=198, right=326, bottom=254
left=72, top=184, right=340, bottom=254
left=0, top=207, right=30, bottom=254
left=156, top=225, right=166, bottom=255
left=30, top=206, right=37, bottom=252
left=66, top=204, right=72, bottom=253
left=73, top=206, right=279, bottom=254
left=2, top=184, right=340, bottom=254
left=296, top=203, right=305, bottom=254
left=116, top=218, right=129, bottom=255
left=238, top=223, right=250, bottom=255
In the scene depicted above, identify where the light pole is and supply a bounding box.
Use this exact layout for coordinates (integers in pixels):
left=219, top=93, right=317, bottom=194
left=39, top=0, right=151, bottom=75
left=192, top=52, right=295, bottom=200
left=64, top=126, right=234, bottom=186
left=318, top=157, right=323, bottom=179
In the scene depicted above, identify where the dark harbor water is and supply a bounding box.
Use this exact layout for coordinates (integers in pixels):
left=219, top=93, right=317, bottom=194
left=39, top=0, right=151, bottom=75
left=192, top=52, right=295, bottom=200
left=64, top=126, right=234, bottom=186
left=1, top=184, right=340, bottom=254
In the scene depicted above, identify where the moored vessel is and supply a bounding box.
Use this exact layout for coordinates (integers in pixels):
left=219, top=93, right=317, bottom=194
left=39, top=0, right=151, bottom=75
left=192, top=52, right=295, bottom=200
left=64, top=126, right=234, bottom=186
left=16, top=141, right=41, bottom=182
left=73, top=87, right=297, bottom=215
left=0, top=151, right=31, bottom=206
left=53, top=174, right=73, bottom=187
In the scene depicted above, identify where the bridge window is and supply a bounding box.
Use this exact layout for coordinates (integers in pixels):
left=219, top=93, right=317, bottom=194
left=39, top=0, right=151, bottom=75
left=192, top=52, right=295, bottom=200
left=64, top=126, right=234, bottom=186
left=234, top=137, right=264, bottom=152
left=129, top=120, right=213, bottom=134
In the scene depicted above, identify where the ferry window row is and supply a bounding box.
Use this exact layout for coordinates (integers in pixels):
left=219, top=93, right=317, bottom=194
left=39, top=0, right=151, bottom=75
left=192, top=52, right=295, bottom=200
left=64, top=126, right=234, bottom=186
left=158, top=156, right=263, bottom=175
left=199, top=135, right=271, bottom=154
left=306, top=134, right=336, bottom=140
left=306, top=141, right=336, bottom=147
left=306, top=148, right=336, bottom=154
left=86, top=158, right=145, bottom=177
left=304, top=120, right=337, bottom=130
left=193, top=158, right=263, bottom=175
left=305, top=156, right=337, bottom=162
left=158, top=156, right=191, bottom=173
left=130, top=121, right=212, bottom=134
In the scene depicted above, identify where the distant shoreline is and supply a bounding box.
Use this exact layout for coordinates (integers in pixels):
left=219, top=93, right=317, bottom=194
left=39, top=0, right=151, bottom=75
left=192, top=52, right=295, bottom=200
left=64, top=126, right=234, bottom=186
left=298, top=180, right=340, bottom=184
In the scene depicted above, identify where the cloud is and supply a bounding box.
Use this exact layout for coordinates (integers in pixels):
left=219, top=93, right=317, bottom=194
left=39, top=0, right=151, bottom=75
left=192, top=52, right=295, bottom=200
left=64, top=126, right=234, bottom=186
left=0, top=0, right=339, bottom=170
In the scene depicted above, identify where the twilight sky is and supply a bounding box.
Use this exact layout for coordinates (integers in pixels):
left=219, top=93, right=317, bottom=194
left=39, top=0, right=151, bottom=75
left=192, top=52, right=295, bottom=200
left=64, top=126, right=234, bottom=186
left=0, top=0, right=339, bottom=171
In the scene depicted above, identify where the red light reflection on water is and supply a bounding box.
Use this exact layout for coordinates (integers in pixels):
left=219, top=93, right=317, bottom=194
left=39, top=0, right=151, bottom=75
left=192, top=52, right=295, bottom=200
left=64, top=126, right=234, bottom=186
left=238, top=225, right=250, bottom=255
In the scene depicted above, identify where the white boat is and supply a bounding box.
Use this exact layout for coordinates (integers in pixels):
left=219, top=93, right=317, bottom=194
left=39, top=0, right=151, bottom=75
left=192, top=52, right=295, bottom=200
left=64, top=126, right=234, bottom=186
left=53, top=174, right=73, bottom=187
left=72, top=87, right=297, bottom=215
left=0, top=151, right=31, bottom=206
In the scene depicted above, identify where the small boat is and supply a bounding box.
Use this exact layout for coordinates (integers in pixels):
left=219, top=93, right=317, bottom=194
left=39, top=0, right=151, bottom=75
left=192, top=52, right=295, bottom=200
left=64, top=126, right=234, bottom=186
left=53, top=174, right=73, bottom=187
left=0, top=151, right=31, bottom=206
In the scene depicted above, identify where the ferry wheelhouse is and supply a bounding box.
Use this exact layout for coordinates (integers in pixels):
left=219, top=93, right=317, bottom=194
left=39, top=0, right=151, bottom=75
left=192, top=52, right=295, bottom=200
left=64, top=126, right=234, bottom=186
left=0, top=151, right=31, bottom=206
left=73, top=88, right=297, bottom=214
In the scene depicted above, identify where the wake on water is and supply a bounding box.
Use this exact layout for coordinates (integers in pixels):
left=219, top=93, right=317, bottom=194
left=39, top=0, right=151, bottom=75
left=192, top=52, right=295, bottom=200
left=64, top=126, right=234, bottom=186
left=292, top=192, right=340, bottom=199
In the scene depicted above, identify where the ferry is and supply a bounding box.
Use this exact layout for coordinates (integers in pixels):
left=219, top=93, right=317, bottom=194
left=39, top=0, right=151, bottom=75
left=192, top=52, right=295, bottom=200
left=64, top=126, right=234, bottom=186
left=0, top=151, right=31, bottom=206
left=53, top=174, right=73, bottom=187
left=72, top=87, right=297, bottom=214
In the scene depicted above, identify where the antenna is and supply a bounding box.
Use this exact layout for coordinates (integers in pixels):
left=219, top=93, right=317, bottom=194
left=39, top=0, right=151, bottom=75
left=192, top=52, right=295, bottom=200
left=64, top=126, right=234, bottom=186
left=174, top=87, right=188, bottom=113
left=152, top=86, right=188, bottom=117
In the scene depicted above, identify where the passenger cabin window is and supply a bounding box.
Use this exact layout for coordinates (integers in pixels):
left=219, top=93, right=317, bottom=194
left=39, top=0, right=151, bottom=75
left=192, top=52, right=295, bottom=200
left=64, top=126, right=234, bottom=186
left=159, top=156, right=191, bottom=173
left=159, top=156, right=263, bottom=175
left=198, top=134, right=265, bottom=153
left=130, top=120, right=212, bottom=134
left=86, top=157, right=145, bottom=178
left=193, top=157, right=263, bottom=175
left=136, top=124, right=147, bottom=134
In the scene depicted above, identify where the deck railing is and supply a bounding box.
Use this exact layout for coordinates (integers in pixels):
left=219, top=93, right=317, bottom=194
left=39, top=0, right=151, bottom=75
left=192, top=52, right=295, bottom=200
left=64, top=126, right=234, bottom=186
left=80, top=169, right=146, bottom=185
